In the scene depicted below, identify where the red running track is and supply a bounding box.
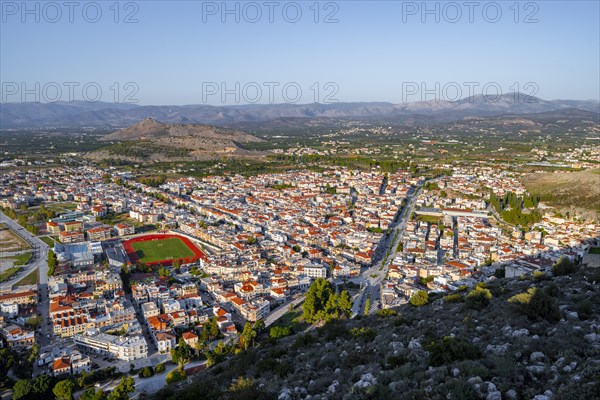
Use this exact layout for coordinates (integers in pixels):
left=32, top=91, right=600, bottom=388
left=122, top=233, right=205, bottom=266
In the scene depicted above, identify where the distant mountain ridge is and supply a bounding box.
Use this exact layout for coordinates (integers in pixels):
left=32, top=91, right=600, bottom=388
left=1, top=93, right=598, bottom=128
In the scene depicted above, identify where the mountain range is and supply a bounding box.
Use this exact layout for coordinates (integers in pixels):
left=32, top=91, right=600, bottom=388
left=1, top=94, right=598, bottom=129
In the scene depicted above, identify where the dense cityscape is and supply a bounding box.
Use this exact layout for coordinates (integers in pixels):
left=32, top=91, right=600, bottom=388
left=1, top=1, right=599, bottom=399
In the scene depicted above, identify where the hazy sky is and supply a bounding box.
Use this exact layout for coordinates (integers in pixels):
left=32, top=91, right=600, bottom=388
left=1, top=0, right=599, bottom=105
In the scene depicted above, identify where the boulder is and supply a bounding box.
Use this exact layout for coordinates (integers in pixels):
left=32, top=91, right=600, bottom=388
left=278, top=388, right=293, bottom=400
left=505, top=389, right=518, bottom=400
left=530, top=351, right=546, bottom=363
left=512, top=328, right=529, bottom=338
left=408, top=338, right=422, bottom=350
left=485, top=344, right=510, bottom=356
left=353, top=373, right=377, bottom=389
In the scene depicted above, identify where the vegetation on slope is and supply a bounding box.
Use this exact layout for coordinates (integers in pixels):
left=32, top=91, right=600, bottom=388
left=154, top=267, right=600, bottom=400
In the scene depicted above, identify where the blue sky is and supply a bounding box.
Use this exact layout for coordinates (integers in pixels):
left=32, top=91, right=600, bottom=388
left=1, top=0, right=598, bottom=105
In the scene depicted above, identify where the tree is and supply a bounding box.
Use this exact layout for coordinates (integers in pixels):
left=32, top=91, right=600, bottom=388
left=107, top=376, right=134, bottom=400
left=252, top=319, right=265, bottom=333
left=48, top=250, right=57, bottom=277
left=302, top=278, right=333, bottom=324
left=201, top=317, right=220, bottom=342
left=204, top=341, right=231, bottom=367
left=26, top=316, right=42, bottom=331
left=337, top=290, right=353, bottom=319
left=269, top=326, right=292, bottom=339
left=302, top=279, right=352, bottom=323
left=166, top=367, right=186, bottom=384
left=139, top=366, right=154, bottom=378
left=239, top=322, right=257, bottom=350
left=364, top=297, right=371, bottom=316
left=12, top=379, right=33, bottom=400
left=171, top=338, right=192, bottom=367
left=52, top=380, right=75, bottom=400
left=172, top=258, right=181, bottom=270
left=409, top=290, right=429, bottom=307
left=552, top=256, right=577, bottom=276
left=80, top=388, right=107, bottom=400
left=32, top=375, right=53, bottom=397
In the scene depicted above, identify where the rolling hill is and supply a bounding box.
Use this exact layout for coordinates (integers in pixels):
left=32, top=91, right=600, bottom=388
left=87, top=118, right=264, bottom=162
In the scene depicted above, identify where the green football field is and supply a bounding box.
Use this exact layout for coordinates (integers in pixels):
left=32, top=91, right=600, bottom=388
left=131, top=237, right=196, bottom=263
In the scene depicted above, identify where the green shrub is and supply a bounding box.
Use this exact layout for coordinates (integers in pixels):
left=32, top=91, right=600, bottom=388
left=508, top=287, right=560, bottom=323
left=269, top=326, right=292, bottom=340
left=575, top=299, right=593, bottom=320
left=458, top=360, right=491, bottom=379
left=155, top=363, right=166, bottom=373
left=139, top=366, right=154, bottom=378
left=544, top=281, right=560, bottom=297
left=533, top=270, right=549, bottom=281
left=350, top=327, right=377, bottom=342
left=443, top=293, right=463, bottom=303
left=426, top=336, right=481, bottom=367
left=256, top=357, right=293, bottom=378
left=552, top=256, right=577, bottom=276
left=291, top=333, right=316, bottom=350
left=385, top=354, right=406, bottom=369
left=317, top=320, right=351, bottom=341
left=465, top=286, right=492, bottom=310
left=409, top=290, right=429, bottom=307
left=376, top=308, right=398, bottom=317
left=586, top=272, right=600, bottom=284
left=493, top=268, right=506, bottom=279
left=556, top=381, right=600, bottom=400
left=449, top=379, right=479, bottom=400
left=166, top=367, right=185, bottom=384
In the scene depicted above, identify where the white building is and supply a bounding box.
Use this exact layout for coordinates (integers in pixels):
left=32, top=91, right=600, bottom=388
left=304, top=265, right=327, bottom=279
left=162, top=299, right=181, bottom=313
left=73, top=329, right=148, bottom=361
left=0, top=303, right=18, bottom=318
left=141, top=302, right=159, bottom=320
left=154, top=331, right=176, bottom=354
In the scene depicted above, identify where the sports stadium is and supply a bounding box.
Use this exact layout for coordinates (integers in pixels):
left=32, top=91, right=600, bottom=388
left=122, top=233, right=204, bottom=266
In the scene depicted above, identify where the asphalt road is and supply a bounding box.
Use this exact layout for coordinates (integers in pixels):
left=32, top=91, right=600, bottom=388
left=0, top=210, right=52, bottom=353
left=0, top=210, right=49, bottom=291
left=264, top=296, right=304, bottom=327
left=352, top=183, right=424, bottom=316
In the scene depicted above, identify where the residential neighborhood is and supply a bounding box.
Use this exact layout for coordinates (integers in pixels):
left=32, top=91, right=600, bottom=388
left=0, top=161, right=598, bottom=389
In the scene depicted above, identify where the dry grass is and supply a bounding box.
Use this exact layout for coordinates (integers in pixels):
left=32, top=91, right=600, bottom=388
left=522, top=168, right=600, bottom=217
left=0, top=226, right=31, bottom=251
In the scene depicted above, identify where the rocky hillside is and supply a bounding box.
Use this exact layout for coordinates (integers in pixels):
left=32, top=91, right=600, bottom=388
left=154, top=268, right=600, bottom=400
left=87, top=118, right=265, bottom=162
